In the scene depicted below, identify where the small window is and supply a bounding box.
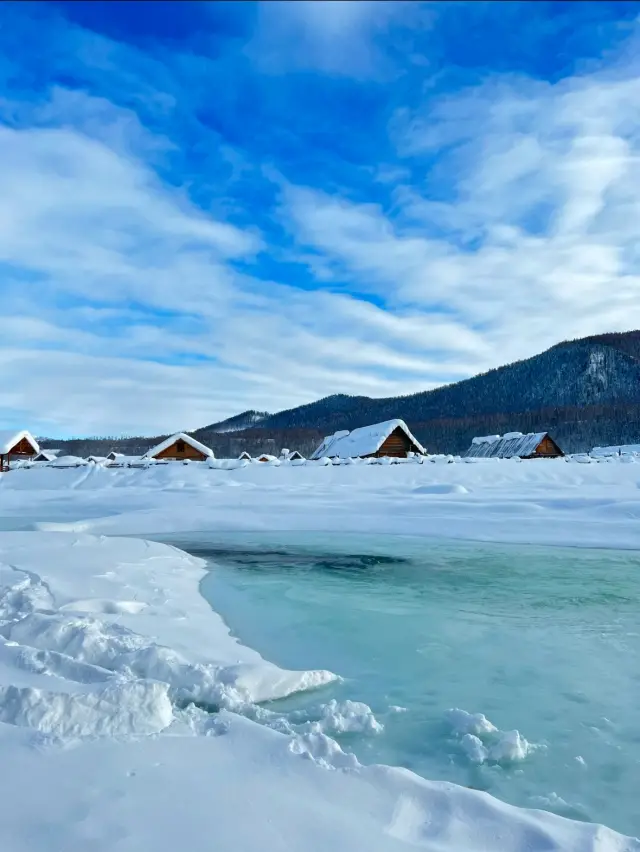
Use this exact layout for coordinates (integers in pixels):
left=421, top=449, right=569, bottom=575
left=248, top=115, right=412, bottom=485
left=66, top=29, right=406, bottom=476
left=176, top=440, right=186, bottom=454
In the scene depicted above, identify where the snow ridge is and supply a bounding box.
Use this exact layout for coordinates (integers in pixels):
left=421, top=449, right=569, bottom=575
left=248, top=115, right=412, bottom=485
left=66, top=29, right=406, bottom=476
left=0, top=538, right=337, bottom=744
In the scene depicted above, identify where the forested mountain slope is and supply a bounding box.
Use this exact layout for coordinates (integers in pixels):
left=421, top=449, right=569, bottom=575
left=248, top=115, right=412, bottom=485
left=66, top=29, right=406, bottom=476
left=41, top=332, right=640, bottom=457
left=256, top=336, right=640, bottom=437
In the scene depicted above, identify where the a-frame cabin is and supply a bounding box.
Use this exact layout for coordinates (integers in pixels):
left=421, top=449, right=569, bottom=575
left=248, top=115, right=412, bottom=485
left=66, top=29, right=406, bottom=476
left=0, top=430, right=40, bottom=471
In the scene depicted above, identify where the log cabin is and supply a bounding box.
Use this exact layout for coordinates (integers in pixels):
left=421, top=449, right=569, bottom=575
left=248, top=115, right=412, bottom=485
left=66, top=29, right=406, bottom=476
left=142, top=433, right=214, bottom=462
left=464, top=431, right=564, bottom=459
left=0, top=430, right=40, bottom=471
left=310, top=419, right=426, bottom=460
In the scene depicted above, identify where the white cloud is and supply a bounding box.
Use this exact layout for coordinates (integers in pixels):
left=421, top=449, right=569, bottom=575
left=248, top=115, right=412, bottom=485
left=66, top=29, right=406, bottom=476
left=1, top=89, right=478, bottom=436
left=283, top=62, right=640, bottom=367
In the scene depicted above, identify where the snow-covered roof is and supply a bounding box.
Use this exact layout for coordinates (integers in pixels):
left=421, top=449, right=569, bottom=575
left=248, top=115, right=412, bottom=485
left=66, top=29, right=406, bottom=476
left=106, top=455, right=140, bottom=465
left=471, top=435, right=501, bottom=446
left=310, top=419, right=425, bottom=460
left=464, top=432, right=560, bottom=459
left=34, top=449, right=60, bottom=462
left=256, top=454, right=278, bottom=462
left=142, top=433, right=214, bottom=460
left=0, top=430, right=40, bottom=455
left=49, top=455, right=89, bottom=467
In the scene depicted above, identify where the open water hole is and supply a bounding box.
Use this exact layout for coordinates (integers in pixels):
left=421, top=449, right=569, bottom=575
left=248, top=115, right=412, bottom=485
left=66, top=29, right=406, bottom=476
left=163, top=531, right=640, bottom=836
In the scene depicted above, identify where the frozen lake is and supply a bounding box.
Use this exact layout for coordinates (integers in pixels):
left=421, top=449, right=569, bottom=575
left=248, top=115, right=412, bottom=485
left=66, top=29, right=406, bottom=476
left=167, top=532, right=640, bottom=837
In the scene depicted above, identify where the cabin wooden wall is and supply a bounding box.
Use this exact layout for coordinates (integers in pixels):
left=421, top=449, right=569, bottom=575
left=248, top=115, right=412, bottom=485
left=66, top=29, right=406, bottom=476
left=154, top=441, right=208, bottom=461
left=9, top=437, right=36, bottom=456
left=533, top=436, right=563, bottom=457
left=373, top=428, right=413, bottom=458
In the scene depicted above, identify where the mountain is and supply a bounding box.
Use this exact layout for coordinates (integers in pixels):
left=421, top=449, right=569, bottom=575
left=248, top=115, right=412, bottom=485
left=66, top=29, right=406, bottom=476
left=242, top=331, right=640, bottom=454
left=258, top=335, right=640, bottom=434
left=40, top=331, right=640, bottom=458
left=202, top=410, right=270, bottom=433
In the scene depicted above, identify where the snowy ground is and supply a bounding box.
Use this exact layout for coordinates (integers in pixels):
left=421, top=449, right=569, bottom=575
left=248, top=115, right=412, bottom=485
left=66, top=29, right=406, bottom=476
left=4, top=456, right=640, bottom=549
left=0, top=460, right=639, bottom=851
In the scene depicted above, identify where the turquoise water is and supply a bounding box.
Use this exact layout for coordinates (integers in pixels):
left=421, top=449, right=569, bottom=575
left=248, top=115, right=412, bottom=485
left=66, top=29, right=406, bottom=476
left=178, top=532, right=640, bottom=836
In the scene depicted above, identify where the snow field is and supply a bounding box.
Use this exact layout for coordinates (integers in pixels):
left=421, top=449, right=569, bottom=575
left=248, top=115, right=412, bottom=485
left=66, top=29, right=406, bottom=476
left=2, top=455, right=640, bottom=549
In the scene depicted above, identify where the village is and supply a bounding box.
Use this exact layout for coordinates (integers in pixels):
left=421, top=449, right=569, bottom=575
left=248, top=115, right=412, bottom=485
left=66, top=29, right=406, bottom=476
left=1, top=419, right=637, bottom=473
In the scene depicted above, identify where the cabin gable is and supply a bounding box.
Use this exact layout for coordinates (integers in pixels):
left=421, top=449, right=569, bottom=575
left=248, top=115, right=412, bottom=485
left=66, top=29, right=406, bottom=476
left=153, top=439, right=208, bottom=461
left=9, top=437, right=37, bottom=457
left=373, top=426, right=414, bottom=458
left=0, top=430, right=40, bottom=471
left=531, top=435, right=564, bottom=458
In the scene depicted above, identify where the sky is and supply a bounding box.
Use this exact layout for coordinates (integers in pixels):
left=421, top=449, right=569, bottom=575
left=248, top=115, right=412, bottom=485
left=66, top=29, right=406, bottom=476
left=2, top=0, right=640, bottom=437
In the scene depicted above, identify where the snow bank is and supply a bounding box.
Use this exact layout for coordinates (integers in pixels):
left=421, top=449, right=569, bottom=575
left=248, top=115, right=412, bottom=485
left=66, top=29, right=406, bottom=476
left=0, top=707, right=633, bottom=852
left=0, top=536, right=337, bottom=719
left=4, top=456, right=640, bottom=550
left=0, top=679, right=172, bottom=739
left=591, top=444, right=640, bottom=457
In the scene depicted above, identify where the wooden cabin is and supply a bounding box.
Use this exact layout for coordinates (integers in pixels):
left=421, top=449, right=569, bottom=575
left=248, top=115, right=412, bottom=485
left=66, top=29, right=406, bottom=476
left=142, top=433, right=214, bottom=462
left=464, top=431, right=564, bottom=459
left=310, top=419, right=426, bottom=461
left=238, top=451, right=252, bottom=461
left=280, top=449, right=304, bottom=461
left=0, top=430, right=40, bottom=471
left=256, top=453, right=278, bottom=463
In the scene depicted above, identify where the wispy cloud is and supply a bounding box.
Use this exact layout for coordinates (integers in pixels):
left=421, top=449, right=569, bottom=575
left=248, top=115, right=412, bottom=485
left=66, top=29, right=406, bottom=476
left=283, top=53, right=640, bottom=365
left=248, top=0, right=419, bottom=78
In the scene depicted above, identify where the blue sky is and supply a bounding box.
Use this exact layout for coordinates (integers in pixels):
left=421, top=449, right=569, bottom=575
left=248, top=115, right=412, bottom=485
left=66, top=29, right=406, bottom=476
left=2, top=1, right=640, bottom=437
